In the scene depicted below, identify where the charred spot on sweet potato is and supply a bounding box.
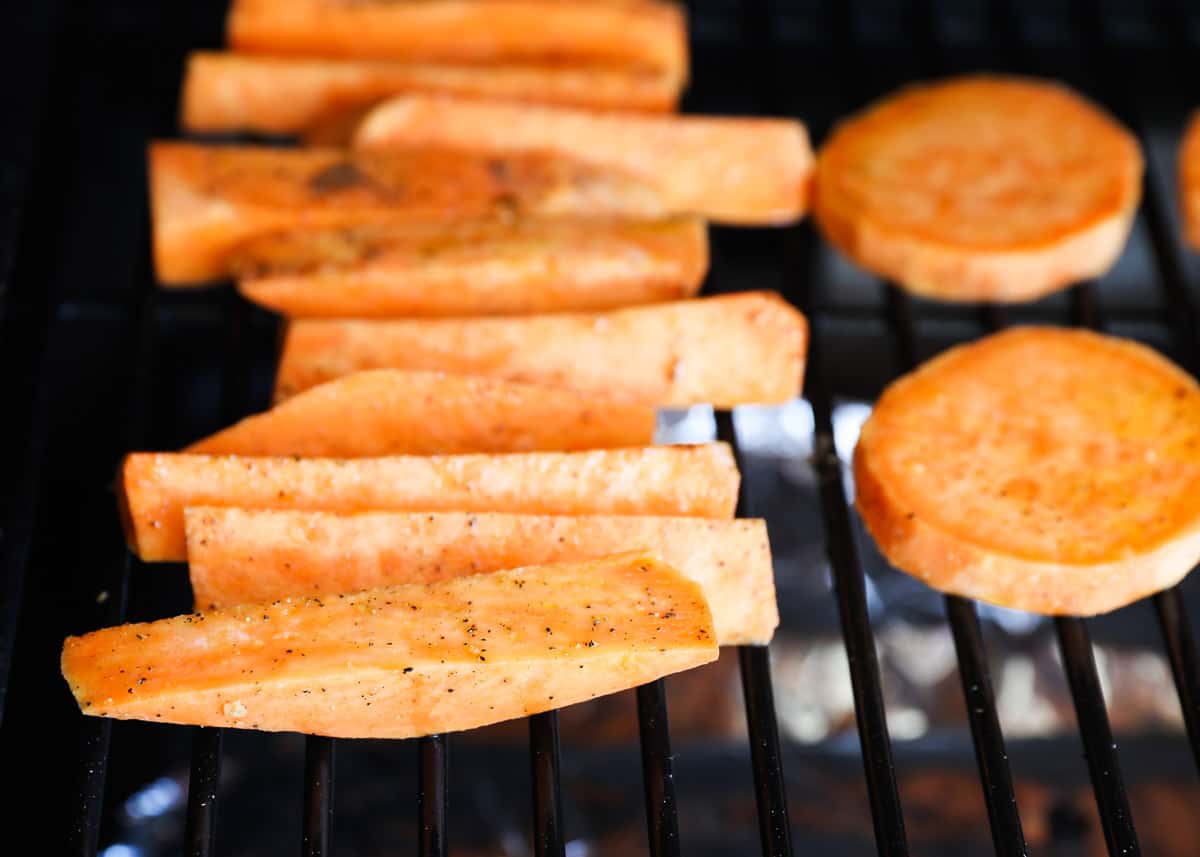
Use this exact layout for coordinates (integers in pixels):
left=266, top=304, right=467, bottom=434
left=308, top=161, right=371, bottom=194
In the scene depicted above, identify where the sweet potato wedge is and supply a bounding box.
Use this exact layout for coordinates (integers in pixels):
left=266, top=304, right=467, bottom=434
left=1180, top=110, right=1200, bottom=250
left=274, top=291, right=807, bottom=406
left=186, top=369, right=656, bottom=457
left=855, top=327, right=1200, bottom=615
left=181, top=53, right=680, bottom=140
left=62, top=552, right=717, bottom=738
left=185, top=508, right=777, bottom=645
left=814, top=75, right=1142, bottom=302
left=233, top=217, right=708, bottom=317
left=120, top=443, right=739, bottom=562
left=355, top=95, right=814, bottom=225
left=227, top=0, right=688, bottom=77
left=149, top=142, right=665, bottom=285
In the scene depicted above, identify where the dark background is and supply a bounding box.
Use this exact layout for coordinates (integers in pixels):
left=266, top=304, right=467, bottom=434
left=3, top=1, right=1200, bottom=854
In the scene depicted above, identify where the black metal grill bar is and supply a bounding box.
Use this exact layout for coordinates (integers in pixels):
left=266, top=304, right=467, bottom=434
left=184, top=727, right=223, bottom=857
left=529, top=711, right=566, bottom=857
left=737, top=645, right=793, bottom=857
left=1154, top=589, right=1200, bottom=773
left=418, top=733, right=448, bottom=857
left=794, top=277, right=911, bottom=854
left=971, top=282, right=1144, bottom=857
left=73, top=716, right=116, bottom=857
left=636, top=679, right=681, bottom=857
left=302, top=735, right=336, bottom=857
left=1135, top=145, right=1200, bottom=779
left=715, top=410, right=794, bottom=857
left=777, top=182, right=909, bottom=855
left=810, top=383, right=909, bottom=857
left=1055, top=618, right=1141, bottom=856
left=885, top=283, right=1028, bottom=857
left=944, top=596, right=1027, bottom=857
left=71, top=252, right=158, bottom=856
left=1072, top=0, right=1200, bottom=783
left=182, top=291, right=252, bottom=857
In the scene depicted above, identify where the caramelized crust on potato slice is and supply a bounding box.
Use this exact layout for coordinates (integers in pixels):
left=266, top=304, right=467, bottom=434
left=855, top=327, right=1200, bottom=614
left=121, top=444, right=740, bottom=562
left=233, top=218, right=707, bottom=318
left=149, top=142, right=665, bottom=285
left=355, top=95, right=813, bottom=225
left=814, top=75, right=1142, bottom=302
left=62, top=552, right=717, bottom=738
left=274, top=291, right=807, bottom=406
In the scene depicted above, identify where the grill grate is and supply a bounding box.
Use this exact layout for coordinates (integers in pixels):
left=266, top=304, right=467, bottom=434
left=2, top=1, right=1200, bottom=856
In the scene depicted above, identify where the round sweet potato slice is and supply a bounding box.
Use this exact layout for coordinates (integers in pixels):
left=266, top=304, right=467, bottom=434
left=854, top=327, right=1200, bottom=615
left=814, top=75, right=1143, bottom=302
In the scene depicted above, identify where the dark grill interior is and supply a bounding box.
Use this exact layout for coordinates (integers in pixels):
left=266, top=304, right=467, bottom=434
left=2, top=1, right=1200, bottom=856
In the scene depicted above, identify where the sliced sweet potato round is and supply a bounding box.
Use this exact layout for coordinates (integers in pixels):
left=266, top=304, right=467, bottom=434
left=814, top=75, right=1142, bottom=302
left=854, top=327, right=1200, bottom=615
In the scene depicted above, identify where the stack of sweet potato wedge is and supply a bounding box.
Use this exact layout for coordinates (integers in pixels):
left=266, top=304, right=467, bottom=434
left=61, top=0, right=812, bottom=740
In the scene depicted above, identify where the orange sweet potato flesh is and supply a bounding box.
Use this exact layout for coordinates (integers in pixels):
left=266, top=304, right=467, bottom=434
left=120, top=443, right=739, bottom=562
left=186, top=508, right=777, bottom=645
left=814, top=75, right=1142, bottom=302
left=233, top=217, right=708, bottom=318
left=355, top=95, right=813, bottom=225
left=274, top=291, right=807, bottom=406
left=227, top=0, right=688, bottom=77
left=149, top=142, right=665, bottom=285
left=61, top=552, right=717, bottom=738
left=186, top=369, right=656, bottom=457
left=855, top=327, right=1200, bottom=615
left=181, top=53, right=680, bottom=140
left=1180, top=110, right=1200, bottom=250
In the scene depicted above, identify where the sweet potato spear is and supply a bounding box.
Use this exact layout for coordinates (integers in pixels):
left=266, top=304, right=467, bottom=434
left=181, top=53, right=681, bottom=140
left=186, top=369, right=657, bottom=457
left=149, top=142, right=665, bottom=285
left=233, top=217, right=707, bottom=318
left=226, top=0, right=689, bottom=77
left=274, top=291, right=808, bottom=407
left=186, top=508, right=778, bottom=645
left=120, top=443, right=739, bottom=562
left=354, top=95, right=814, bottom=225
left=61, top=552, right=717, bottom=738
